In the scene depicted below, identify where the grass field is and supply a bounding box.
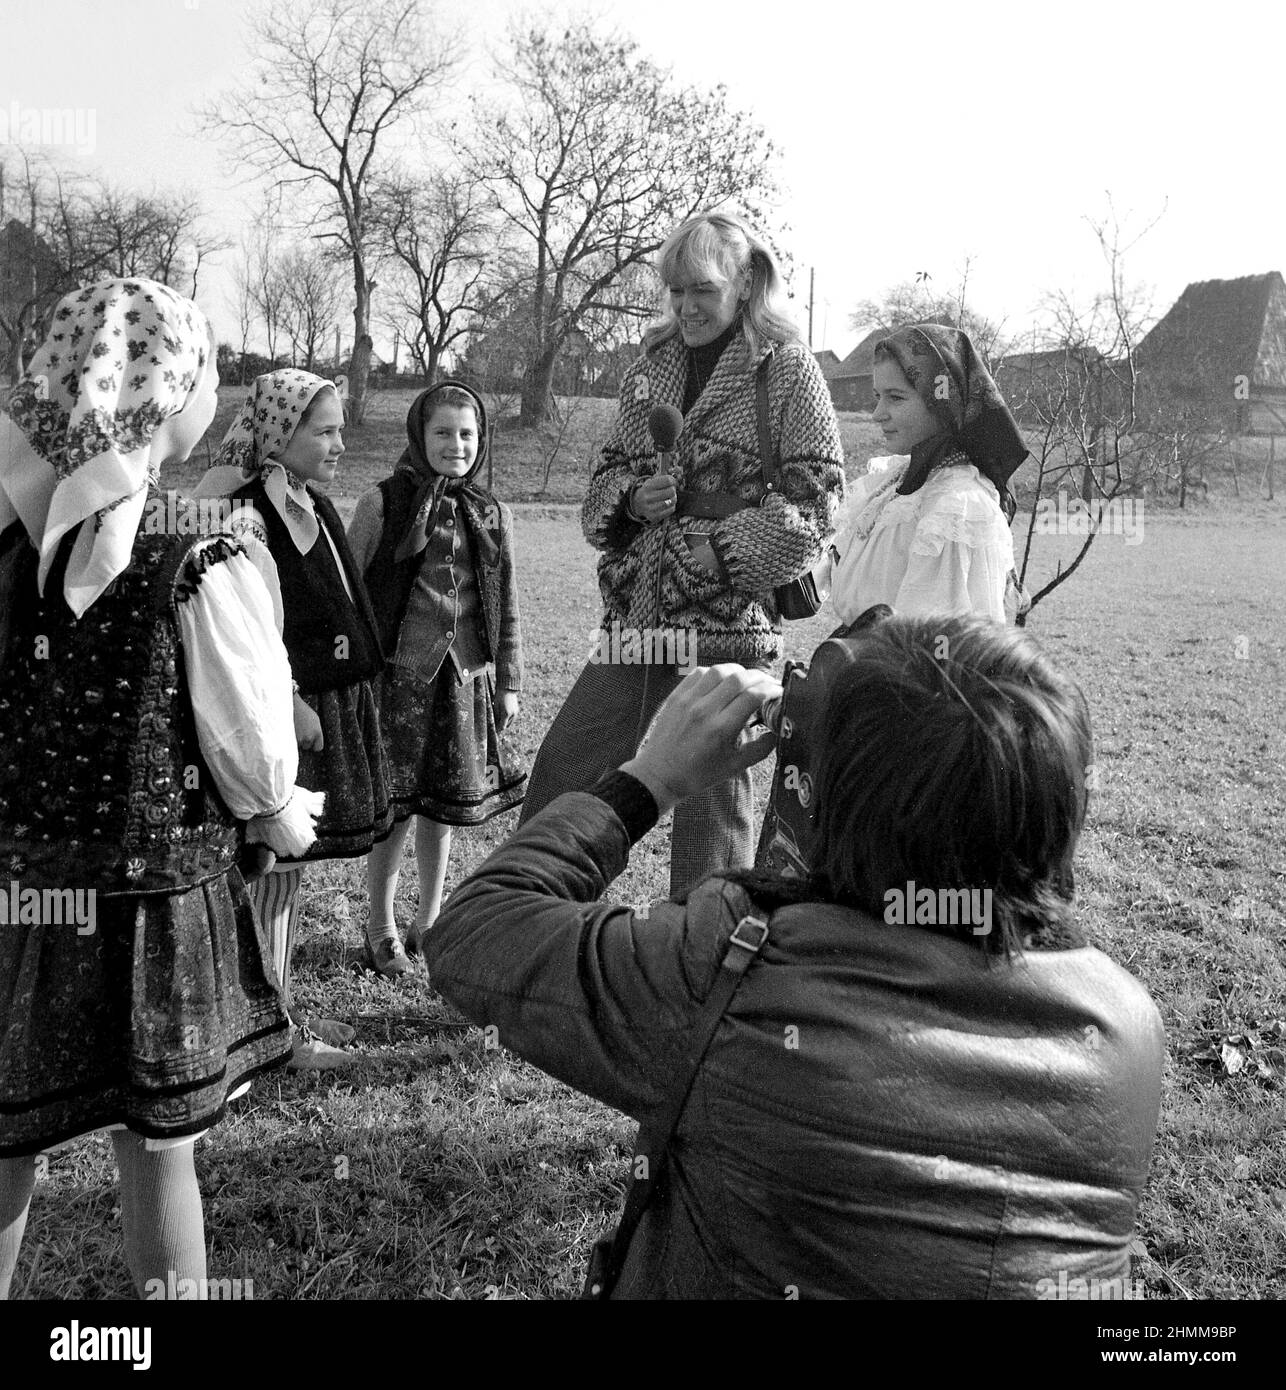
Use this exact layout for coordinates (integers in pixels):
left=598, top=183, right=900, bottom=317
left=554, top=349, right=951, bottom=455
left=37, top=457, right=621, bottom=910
left=8, top=387, right=1286, bottom=1300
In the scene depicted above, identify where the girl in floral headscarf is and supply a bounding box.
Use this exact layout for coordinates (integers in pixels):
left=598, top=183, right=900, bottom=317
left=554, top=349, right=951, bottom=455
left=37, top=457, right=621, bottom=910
left=195, top=371, right=391, bottom=1065
left=0, top=278, right=321, bottom=1299
left=827, top=324, right=1029, bottom=625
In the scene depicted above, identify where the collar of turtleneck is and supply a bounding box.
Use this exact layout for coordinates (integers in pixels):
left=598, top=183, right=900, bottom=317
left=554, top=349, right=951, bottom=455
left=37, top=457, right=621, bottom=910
left=684, top=318, right=742, bottom=412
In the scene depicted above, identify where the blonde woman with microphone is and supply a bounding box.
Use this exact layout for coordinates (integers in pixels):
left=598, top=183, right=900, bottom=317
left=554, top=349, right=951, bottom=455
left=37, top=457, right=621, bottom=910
left=521, top=211, right=846, bottom=897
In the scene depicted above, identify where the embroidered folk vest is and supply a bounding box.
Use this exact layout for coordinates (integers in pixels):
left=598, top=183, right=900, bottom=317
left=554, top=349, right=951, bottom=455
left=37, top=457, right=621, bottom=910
left=0, top=505, right=239, bottom=895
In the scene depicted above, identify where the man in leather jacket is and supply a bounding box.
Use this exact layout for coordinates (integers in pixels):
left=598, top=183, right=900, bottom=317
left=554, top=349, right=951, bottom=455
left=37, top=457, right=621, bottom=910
left=425, top=613, right=1165, bottom=1299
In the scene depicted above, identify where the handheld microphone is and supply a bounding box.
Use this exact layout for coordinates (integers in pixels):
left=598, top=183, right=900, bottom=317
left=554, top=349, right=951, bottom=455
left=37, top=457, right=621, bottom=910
left=647, top=404, right=684, bottom=475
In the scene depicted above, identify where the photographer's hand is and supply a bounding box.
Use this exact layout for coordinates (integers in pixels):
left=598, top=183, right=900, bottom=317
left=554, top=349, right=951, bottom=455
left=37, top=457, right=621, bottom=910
left=621, top=665, right=782, bottom=815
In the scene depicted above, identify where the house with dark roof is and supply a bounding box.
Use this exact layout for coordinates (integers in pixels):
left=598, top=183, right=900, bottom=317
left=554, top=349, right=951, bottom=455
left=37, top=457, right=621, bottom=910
left=994, top=345, right=1110, bottom=427
left=1135, top=271, right=1286, bottom=436
left=826, top=329, right=885, bottom=411
left=812, top=349, right=841, bottom=379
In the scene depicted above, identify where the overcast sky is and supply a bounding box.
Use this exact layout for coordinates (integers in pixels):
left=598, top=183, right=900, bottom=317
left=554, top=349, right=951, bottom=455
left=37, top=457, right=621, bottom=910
left=2, top=0, right=1283, bottom=358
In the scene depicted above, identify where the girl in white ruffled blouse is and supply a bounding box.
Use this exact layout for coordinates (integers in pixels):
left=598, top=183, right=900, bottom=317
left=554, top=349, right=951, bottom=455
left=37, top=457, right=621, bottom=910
left=827, top=324, right=1028, bottom=625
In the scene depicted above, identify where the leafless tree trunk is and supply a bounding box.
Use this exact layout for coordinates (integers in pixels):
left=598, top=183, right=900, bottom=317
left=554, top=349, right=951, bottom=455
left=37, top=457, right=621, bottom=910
left=201, top=0, right=459, bottom=424
left=372, top=170, right=492, bottom=382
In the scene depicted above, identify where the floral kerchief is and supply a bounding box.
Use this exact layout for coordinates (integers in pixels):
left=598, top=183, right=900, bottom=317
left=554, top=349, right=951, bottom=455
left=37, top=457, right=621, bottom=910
left=194, top=369, right=336, bottom=554
left=0, top=278, right=211, bottom=615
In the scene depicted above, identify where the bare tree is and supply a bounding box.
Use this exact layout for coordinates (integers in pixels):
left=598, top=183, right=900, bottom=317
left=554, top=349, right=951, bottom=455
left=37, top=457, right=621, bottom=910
left=241, top=220, right=290, bottom=365
left=1007, top=206, right=1165, bottom=617
left=227, top=231, right=258, bottom=385
left=201, top=0, right=459, bottom=423
left=464, top=18, right=781, bottom=426
left=279, top=244, right=347, bottom=371
left=851, top=261, right=1009, bottom=366
left=0, top=152, right=83, bottom=380
left=1, top=151, right=221, bottom=380
left=373, top=169, right=491, bottom=381
left=79, top=182, right=227, bottom=298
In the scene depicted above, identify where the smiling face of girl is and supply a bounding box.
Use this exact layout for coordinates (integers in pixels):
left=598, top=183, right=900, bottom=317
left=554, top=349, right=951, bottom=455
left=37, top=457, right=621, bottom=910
left=277, top=387, right=345, bottom=485
left=871, top=358, right=942, bottom=454
left=423, top=403, right=479, bottom=478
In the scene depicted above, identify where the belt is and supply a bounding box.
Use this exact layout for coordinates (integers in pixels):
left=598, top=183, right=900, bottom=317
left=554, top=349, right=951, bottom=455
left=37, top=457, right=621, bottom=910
left=674, top=489, right=762, bottom=519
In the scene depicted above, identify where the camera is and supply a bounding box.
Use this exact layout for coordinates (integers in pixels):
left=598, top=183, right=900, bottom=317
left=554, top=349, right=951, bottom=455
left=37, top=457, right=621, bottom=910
left=754, top=604, right=892, bottom=879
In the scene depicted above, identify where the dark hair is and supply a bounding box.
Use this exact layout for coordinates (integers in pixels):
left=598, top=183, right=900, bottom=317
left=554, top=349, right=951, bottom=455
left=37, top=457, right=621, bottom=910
left=814, top=614, right=1093, bottom=956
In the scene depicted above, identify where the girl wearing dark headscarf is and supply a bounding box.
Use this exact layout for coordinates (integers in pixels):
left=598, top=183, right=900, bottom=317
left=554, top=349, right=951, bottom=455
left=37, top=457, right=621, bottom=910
left=348, top=382, right=525, bottom=973
left=828, top=324, right=1028, bottom=623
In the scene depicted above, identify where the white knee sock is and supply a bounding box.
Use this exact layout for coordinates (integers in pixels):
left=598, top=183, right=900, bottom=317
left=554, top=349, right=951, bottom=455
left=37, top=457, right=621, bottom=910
left=111, top=1133, right=207, bottom=1299
left=0, top=1153, right=37, bottom=1299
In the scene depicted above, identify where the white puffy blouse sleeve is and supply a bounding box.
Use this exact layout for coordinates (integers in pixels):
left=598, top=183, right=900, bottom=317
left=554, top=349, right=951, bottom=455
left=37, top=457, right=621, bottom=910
left=894, top=469, right=1014, bottom=622
left=221, top=502, right=285, bottom=635
left=175, top=538, right=322, bottom=857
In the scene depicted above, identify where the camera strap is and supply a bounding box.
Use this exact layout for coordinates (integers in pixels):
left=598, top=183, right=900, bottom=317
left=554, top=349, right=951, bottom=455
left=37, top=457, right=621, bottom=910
left=581, top=912, right=770, bottom=1299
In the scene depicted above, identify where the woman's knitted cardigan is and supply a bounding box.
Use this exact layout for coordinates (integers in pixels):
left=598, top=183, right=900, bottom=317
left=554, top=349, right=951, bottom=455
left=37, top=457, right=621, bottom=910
left=581, top=334, right=846, bottom=665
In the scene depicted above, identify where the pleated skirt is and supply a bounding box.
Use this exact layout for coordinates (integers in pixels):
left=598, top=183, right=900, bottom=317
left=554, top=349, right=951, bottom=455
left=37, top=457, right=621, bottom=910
left=0, top=868, right=292, bottom=1158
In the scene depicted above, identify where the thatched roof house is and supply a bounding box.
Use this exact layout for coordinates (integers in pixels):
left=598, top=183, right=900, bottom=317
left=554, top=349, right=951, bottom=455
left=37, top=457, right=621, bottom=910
left=1135, top=271, right=1286, bottom=435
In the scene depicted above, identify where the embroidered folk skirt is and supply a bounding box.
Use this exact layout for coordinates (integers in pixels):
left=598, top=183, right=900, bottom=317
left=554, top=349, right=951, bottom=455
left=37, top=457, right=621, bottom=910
left=0, top=869, right=292, bottom=1157
left=290, top=680, right=393, bottom=861
left=377, top=661, right=526, bottom=827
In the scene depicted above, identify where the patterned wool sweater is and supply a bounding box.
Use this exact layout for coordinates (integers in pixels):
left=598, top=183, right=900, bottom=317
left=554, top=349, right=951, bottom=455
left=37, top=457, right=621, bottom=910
left=581, top=334, right=846, bottom=665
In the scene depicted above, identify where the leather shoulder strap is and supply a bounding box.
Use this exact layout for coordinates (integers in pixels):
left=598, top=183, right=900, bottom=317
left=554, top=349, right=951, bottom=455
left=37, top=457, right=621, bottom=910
left=755, top=353, right=781, bottom=496
left=586, top=913, right=770, bottom=1297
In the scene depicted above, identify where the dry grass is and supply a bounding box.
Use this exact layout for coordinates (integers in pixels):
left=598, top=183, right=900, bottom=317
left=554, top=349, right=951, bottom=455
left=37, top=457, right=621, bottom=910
left=9, top=401, right=1286, bottom=1301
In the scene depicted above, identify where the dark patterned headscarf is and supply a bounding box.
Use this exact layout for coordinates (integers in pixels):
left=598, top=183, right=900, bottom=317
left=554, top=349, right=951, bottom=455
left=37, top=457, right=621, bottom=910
left=875, top=325, right=1028, bottom=517
left=392, top=380, right=498, bottom=566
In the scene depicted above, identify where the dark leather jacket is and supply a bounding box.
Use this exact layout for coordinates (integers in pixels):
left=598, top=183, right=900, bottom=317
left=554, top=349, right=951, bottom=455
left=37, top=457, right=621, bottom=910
left=426, top=790, right=1165, bottom=1299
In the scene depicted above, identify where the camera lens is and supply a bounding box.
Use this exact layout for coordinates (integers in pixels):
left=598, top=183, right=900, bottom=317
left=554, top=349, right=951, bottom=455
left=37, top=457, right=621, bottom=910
left=758, top=693, right=784, bottom=735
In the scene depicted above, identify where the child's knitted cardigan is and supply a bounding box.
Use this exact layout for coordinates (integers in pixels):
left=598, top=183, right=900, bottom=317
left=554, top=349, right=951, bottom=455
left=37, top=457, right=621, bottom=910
left=581, top=334, right=846, bottom=665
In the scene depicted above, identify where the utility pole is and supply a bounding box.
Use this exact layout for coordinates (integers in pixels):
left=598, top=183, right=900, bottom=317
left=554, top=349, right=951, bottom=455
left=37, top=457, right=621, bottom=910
left=808, top=267, right=815, bottom=350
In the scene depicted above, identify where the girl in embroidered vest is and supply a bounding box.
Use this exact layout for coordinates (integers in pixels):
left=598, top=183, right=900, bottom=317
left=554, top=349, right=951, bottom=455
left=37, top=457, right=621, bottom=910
left=194, top=371, right=391, bottom=1064
left=348, top=382, right=525, bottom=973
left=0, top=278, right=321, bottom=1299
left=825, top=324, right=1030, bottom=626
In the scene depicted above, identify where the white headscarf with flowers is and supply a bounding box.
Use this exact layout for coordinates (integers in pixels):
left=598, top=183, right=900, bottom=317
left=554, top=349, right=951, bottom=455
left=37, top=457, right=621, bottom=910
left=0, top=277, right=211, bottom=616
left=193, top=369, right=336, bottom=554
